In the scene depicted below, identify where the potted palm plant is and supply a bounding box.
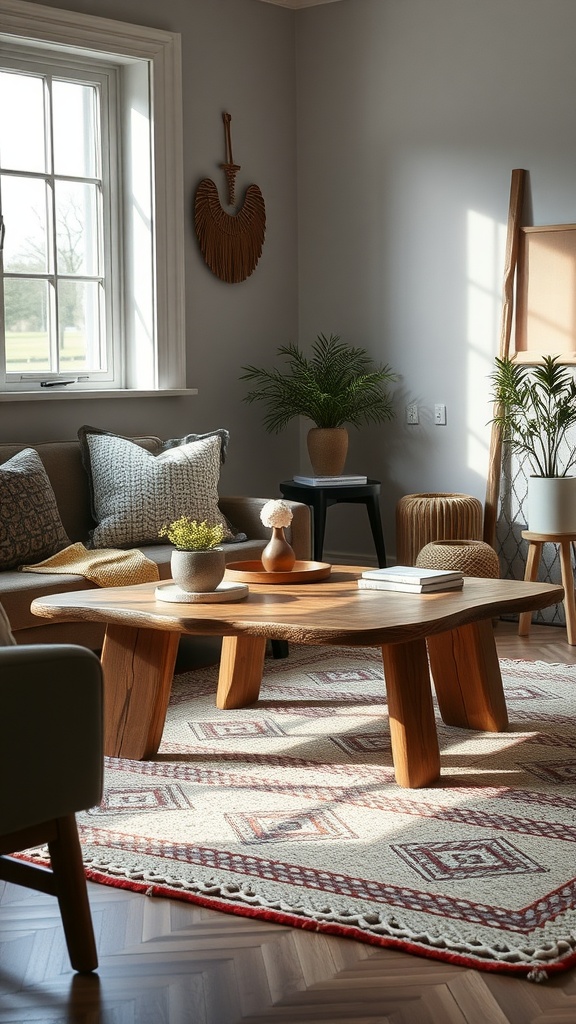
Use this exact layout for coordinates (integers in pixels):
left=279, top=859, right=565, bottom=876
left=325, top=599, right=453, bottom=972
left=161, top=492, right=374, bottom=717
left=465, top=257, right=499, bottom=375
left=241, top=334, right=398, bottom=476
left=489, top=354, right=576, bottom=532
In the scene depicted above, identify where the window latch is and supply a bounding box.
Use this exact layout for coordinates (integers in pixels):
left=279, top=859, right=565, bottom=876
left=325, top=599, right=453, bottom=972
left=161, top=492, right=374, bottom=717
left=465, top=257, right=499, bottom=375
left=40, top=377, right=89, bottom=388
left=0, top=215, right=4, bottom=252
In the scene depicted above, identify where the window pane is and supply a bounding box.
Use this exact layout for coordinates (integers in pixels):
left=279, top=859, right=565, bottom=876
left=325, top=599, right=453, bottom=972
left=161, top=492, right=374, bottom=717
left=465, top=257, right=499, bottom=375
left=0, top=71, right=46, bottom=173
left=58, top=280, right=104, bottom=371
left=52, top=80, right=98, bottom=178
left=1, top=175, right=50, bottom=272
left=55, top=180, right=99, bottom=276
left=4, top=278, right=51, bottom=371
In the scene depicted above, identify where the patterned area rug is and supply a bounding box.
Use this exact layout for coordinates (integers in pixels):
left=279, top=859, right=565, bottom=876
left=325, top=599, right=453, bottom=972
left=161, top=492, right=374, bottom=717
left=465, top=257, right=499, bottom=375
left=54, top=647, right=576, bottom=979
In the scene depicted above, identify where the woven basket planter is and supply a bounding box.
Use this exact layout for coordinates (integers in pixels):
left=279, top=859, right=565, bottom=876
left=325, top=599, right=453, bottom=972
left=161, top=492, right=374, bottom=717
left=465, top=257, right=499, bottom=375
left=396, top=492, right=483, bottom=566
left=416, top=539, right=500, bottom=578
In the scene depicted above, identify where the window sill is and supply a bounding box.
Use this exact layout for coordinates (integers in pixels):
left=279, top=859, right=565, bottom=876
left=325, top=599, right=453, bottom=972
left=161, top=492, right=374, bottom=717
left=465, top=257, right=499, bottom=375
left=0, top=388, right=198, bottom=402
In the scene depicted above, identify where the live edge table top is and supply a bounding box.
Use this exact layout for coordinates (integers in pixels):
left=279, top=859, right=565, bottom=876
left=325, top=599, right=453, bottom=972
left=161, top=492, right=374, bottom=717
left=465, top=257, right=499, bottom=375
left=31, top=569, right=563, bottom=788
left=30, top=569, right=562, bottom=647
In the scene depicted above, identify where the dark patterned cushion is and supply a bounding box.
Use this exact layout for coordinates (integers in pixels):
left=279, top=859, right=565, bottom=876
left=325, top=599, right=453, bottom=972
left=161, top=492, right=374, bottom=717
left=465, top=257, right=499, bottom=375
left=161, top=429, right=229, bottom=462
left=78, top=427, right=233, bottom=548
left=0, top=449, right=71, bottom=570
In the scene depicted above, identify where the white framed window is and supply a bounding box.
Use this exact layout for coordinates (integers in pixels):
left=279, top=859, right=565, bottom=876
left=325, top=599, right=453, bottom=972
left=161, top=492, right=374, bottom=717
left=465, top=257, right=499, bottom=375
left=0, top=0, right=186, bottom=396
left=0, top=55, right=118, bottom=385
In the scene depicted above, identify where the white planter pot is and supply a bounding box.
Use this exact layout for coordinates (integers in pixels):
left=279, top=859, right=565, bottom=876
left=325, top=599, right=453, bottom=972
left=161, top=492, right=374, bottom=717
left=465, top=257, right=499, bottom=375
left=171, top=548, right=226, bottom=593
left=528, top=476, right=576, bottom=534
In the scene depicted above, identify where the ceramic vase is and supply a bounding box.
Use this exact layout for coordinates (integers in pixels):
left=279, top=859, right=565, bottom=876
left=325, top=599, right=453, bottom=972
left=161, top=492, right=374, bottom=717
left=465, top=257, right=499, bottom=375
left=171, top=548, right=226, bottom=593
left=306, top=427, right=348, bottom=476
left=528, top=476, right=576, bottom=534
left=261, top=527, right=296, bottom=572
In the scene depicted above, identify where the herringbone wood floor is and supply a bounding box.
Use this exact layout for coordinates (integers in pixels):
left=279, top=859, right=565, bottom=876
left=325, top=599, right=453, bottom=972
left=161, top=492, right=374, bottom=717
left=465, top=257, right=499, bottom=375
left=3, top=622, right=576, bottom=1023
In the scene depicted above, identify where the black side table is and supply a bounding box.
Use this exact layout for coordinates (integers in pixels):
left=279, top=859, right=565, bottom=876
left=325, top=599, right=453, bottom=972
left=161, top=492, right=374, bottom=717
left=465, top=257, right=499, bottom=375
left=279, top=479, right=387, bottom=567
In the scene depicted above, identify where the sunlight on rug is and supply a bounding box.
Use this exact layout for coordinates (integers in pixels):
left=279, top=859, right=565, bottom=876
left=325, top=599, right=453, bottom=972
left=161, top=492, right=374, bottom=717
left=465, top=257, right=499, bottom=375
left=33, top=647, right=576, bottom=979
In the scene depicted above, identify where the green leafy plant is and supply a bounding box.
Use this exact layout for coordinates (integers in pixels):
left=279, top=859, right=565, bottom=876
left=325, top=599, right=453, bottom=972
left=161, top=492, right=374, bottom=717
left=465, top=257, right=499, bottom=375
left=489, top=355, right=576, bottom=477
left=240, top=334, right=398, bottom=432
left=158, top=517, right=224, bottom=550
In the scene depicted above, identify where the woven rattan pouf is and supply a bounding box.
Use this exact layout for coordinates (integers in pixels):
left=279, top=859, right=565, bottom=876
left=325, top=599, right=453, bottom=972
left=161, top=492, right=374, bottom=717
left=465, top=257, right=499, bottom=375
left=396, top=493, right=483, bottom=566
left=415, top=540, right=500, bottom=578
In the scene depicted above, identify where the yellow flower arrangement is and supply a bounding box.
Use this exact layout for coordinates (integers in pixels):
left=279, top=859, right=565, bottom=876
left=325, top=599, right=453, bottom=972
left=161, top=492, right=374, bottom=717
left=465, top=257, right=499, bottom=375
left=158, top=517, right=224, bottom=551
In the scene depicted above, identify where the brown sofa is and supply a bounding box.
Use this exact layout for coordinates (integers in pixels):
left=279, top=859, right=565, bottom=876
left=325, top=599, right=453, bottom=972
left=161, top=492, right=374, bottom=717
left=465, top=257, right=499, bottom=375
left=0, top=436, right=311, bottom=648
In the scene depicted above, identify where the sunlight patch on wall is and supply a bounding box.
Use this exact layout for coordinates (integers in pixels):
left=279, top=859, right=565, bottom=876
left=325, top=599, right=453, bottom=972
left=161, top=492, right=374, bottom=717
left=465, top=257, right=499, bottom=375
left=466, top=209, right=506, bottom=479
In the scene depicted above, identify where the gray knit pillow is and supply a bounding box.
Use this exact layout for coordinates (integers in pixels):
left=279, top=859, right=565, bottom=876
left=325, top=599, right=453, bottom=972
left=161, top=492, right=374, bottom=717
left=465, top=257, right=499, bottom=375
left=0, top=448, right=70, bottom=570
left=82, top=431, right=232, bottom=548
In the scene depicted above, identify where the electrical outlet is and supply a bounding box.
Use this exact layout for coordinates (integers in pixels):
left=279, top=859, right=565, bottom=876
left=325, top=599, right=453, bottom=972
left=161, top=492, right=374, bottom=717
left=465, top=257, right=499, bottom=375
left=434, top=403, right=447, bottom=425
left=406, top=404, right=419, bottom=424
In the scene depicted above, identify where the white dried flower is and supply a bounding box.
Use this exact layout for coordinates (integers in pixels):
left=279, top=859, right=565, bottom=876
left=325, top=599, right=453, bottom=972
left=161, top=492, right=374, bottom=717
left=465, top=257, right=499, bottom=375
left=260, top=499, right=293, bottom=529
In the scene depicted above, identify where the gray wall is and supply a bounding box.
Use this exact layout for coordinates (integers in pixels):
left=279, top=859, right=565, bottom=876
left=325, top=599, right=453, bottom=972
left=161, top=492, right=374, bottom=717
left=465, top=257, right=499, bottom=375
left=5, top=0, right=576, bottom=563
left=296, top=0, right=576, bottom=562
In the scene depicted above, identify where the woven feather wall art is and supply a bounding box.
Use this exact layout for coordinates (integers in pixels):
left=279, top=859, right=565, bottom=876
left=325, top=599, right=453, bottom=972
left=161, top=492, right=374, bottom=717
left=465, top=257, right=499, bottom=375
left=194, top=112, right=266, bottom=284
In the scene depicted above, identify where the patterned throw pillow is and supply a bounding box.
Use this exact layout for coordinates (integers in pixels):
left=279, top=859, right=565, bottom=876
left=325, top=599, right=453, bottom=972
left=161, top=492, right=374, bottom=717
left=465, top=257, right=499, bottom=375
left=159, top=429, right=246, bottom=541
left=0, top=448, right=71, bottom=570
left=78, top=428, right=233, bottom=549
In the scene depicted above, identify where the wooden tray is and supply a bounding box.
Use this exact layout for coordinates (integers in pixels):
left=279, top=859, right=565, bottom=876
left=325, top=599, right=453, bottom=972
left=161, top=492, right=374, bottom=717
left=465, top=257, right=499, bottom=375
left=225, top=560, right=331, bottom=584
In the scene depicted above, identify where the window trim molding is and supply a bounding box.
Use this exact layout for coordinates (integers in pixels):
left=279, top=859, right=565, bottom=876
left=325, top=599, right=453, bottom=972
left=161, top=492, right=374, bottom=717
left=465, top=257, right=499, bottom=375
left=0, top=0, right=186, bottom=391
left=0, top=387, right=198, bottom=402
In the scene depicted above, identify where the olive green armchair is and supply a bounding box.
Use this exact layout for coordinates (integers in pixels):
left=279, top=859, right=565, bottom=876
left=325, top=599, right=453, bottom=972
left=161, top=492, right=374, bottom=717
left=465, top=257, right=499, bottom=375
left=0, top=626, right=104, bottom=973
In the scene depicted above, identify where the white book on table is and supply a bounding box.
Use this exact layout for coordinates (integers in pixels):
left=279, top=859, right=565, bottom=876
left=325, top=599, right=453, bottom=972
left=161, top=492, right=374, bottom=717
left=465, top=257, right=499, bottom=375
left=292, top=474, right=368, bottom=486
left=361, top=565, right=463, bottom=585
left=358, top=577, right=464, bottom=594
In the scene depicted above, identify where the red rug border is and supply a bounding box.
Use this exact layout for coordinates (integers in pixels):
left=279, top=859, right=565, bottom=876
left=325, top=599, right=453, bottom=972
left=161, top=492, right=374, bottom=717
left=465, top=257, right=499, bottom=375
left=82, top=863, right=576, bottom=981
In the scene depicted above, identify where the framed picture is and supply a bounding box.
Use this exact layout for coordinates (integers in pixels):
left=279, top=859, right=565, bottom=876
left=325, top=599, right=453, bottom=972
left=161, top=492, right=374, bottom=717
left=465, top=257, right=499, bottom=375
left=515, top=223, right=576, bottom=364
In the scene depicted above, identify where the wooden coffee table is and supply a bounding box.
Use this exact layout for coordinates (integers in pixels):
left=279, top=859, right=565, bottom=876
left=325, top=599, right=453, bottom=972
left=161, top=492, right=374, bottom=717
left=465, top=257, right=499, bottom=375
left=31, top=568, right=563, bottom=788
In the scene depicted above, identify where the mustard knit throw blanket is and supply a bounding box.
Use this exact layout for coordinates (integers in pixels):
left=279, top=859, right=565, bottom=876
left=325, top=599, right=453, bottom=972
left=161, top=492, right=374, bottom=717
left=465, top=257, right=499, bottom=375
left=20, top=542, right=160, bottom=587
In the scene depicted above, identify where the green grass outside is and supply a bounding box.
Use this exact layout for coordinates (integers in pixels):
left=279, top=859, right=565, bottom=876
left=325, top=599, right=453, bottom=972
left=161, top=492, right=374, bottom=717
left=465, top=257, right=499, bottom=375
left=6, top=331, right=86, bottom=370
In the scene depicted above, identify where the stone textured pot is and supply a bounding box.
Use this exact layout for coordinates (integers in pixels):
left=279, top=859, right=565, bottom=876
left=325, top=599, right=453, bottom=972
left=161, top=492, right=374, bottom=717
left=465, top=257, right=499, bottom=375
left=306, top=427, right=348, bottom=476
left=261, top=527, right=296, bottom=572
left=528, top=476, right=576, bottom=534
left=171, top=548, right=226, bottom=593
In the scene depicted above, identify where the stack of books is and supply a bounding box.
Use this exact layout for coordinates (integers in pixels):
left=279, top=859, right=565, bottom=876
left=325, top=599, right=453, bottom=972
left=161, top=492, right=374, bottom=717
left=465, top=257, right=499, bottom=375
left=293, top=474, right=368, bottom=486
left=358, top=565, right=464, bottom=593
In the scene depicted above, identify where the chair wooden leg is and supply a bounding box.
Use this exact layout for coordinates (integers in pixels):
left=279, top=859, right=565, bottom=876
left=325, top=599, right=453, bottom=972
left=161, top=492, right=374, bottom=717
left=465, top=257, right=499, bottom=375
left=47, top=815, right=98, bottom=973
left=559, top=539, right=576, bottom=645
left=518, top=540, right=542, bottom=636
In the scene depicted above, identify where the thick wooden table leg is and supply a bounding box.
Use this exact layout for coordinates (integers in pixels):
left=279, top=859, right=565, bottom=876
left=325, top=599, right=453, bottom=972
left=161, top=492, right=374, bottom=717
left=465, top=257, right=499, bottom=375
left=427, top=619, right=508, bottom=732
left=381, top=639, right=440, bottom=788
left=518, top=539, right=542, bottom=636
left=216, top=635, right=267, bottom=709
left=101, top=624, right=180, bottom=759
